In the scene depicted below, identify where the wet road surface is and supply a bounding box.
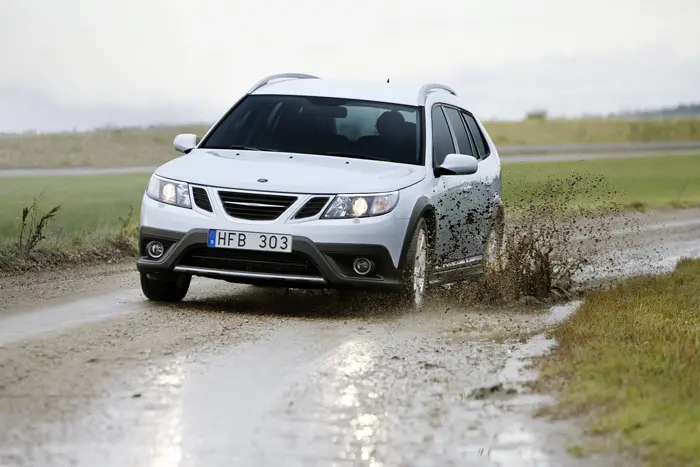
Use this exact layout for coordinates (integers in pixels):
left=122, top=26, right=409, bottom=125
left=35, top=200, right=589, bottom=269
left=0, top=209, right=699, bottom=466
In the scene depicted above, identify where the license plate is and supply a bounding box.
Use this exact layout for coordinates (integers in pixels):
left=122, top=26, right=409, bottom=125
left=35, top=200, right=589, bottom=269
left=207, top=229, right=292, bottom=253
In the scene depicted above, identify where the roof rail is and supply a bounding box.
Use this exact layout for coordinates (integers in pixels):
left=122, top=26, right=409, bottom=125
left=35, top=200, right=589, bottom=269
left=417, top=83, right=457, bottom=105
left=247, top=73, right=320, bottom=94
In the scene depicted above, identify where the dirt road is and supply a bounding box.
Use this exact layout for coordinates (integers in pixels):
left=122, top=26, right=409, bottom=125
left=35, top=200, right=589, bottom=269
left=1, top=209, right=699, bottom=467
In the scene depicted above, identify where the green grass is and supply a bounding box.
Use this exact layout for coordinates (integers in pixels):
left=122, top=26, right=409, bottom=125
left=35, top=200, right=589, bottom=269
left=1, top=154, right=698, bottom=247
left=2, top=118, right=700, bottom=170
left=0, top=174, right=148, bottom=247
left=502, top=154, right=700, bottom=211
left=538, top=258, right=700, bottom=466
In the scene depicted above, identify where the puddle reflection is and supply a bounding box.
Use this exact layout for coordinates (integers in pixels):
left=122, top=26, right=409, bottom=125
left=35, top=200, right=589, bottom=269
left=147, top=363, right=186, bottom=467
left=327, top=340, right=384, bottom=466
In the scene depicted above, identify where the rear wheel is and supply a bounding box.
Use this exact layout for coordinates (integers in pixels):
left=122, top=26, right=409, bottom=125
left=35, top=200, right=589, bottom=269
left=399, top=217, right=432, bottom=310
left=140, top=272, right=191, bottom=302
left=483, top=208, right=505, bottom=269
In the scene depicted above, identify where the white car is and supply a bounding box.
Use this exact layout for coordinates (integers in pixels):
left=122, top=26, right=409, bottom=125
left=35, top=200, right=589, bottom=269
left=137, top=73, right=503, bottom=309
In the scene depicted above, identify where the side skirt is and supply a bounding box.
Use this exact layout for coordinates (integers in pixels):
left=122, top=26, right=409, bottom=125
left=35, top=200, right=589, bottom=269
left=428, top=256, right=484, bottom=286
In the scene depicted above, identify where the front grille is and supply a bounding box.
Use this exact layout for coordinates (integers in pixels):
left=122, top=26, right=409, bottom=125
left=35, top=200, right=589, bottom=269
left=294, top=196, right=330, bottom=219
left=179, top=248, right=321, bottom=276
left=192, top=187, right=213, bottom=212
left=218, top=190, right=297, bottom=221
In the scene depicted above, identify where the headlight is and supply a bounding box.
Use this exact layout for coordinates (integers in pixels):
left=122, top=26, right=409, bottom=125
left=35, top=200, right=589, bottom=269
left=322, top=192, right=399, bottom=219
left=146, top=175, right=192, bottom=208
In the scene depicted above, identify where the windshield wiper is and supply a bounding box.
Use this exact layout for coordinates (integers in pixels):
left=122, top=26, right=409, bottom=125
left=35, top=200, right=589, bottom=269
left=321, top=152, right=386, bottom=162
left=205, top=145, right=279, bottom=152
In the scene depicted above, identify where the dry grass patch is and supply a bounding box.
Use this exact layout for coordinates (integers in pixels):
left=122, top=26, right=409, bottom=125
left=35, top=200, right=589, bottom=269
left=484, top=117, right=700, bottom=146
left=0, top=124, right=209, bottom=169
left=537, top=258, right=700, bottom=466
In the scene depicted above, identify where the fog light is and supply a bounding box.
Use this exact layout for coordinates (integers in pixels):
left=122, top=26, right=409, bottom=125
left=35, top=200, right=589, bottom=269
left=352, top=257, right=373, bottom=275
left=146, top=241, right=165, bottom=259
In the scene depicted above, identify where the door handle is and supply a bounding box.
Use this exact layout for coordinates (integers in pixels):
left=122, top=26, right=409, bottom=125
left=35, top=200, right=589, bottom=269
left=460, top=185, right=472, bottom=193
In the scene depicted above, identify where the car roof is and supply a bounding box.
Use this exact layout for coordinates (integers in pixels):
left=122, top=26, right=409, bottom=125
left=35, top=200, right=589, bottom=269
left=251, top=78, right=466, bottom=109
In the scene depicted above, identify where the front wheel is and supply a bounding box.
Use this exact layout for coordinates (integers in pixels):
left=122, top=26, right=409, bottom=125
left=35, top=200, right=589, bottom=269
left=140, top=272, right=191, bottom=302
left=399, top=217, right=432, bottom=311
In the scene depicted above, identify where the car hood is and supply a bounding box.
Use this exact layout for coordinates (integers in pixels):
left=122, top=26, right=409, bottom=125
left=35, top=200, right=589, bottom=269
left=155, top=149, right=426, bottom=194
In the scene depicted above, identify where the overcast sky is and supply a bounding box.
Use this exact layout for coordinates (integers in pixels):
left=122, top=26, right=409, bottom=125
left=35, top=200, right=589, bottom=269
left=1, top=0, right=699, bottom=132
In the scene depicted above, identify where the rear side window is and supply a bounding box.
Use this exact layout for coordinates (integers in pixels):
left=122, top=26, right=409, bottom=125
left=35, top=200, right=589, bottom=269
left=461, top=112, right=490, bottom=159
left=443, top=107, right=475, bottom=157
left=431, top=106, right=455, bottom=166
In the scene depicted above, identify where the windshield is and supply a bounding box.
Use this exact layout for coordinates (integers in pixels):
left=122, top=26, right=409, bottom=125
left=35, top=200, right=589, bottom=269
left=199, top=94, right=423, bottom=165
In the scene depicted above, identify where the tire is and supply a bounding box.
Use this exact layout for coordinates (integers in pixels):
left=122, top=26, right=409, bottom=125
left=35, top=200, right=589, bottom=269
left=140, top=272, right=191, bottom=302
left=399, top=217, right=432, bottom=310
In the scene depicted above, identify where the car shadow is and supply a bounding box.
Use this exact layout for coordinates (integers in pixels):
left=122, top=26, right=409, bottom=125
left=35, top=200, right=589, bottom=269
left=170, top=284, right=412, bottom=320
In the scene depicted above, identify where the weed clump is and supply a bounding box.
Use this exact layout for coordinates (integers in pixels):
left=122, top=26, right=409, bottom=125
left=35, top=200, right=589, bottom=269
left=17, top=193, right=61, bottom=257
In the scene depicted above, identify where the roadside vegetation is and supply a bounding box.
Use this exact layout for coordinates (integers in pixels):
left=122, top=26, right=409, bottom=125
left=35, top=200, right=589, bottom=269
left=0, top=174, right=148, bottom=238
left=535, top=258, right=700, bottom=467
left=0, top=177, right=142, bottom=273
left=1, top=154, right=698, bottom=274
left=2, top=118, right=700, bottom=169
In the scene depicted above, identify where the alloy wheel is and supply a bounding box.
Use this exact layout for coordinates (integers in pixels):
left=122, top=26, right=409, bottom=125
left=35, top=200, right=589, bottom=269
left=412, top=228, right=428, bottom=308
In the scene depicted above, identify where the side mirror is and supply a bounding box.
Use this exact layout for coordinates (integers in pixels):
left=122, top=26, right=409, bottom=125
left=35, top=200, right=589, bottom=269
left=173, top=133, right=198, bottom=154
left=435, top=153, right=478, bottom=176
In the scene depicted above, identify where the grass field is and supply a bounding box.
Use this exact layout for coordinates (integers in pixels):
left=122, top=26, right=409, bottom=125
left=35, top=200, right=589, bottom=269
left=538, top=258, right=700, bottom=466
left=1, top=154, right=698, bottom=252
left=504, top=154, right=700, bottom=212
left=0, top=173, right=148, bottom=244
left=0, top=172, right=147, bottom=271
left=2, top=117, right=700, bottom=169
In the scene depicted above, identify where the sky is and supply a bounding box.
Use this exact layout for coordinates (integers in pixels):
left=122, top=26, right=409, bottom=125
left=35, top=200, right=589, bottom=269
left=1, top=0, right=699, bottom=133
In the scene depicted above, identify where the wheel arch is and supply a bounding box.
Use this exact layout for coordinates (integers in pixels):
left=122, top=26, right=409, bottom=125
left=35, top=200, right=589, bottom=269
left=398, top=197, right=436, bottom=270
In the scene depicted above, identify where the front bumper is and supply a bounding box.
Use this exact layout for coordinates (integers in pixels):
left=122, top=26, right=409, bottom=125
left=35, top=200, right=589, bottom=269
left=137, top=227, right=403, bottom=291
